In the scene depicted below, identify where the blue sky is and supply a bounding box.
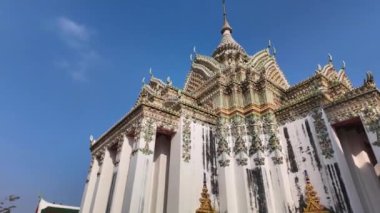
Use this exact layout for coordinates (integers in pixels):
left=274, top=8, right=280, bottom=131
left=0, top=0, right=379, bottom=212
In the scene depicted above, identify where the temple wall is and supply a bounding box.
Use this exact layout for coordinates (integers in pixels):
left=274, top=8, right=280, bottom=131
left=325, top=117, right=364, bottom=213
left=167, top=116, right=218, bottom=213
left=277, top=110, right=375, bottom=213
left=80, top=111, right=380, bottom=213
left=279, top=117, right=334, bottom=211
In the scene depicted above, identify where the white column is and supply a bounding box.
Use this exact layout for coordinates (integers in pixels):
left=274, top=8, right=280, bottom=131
left=80, top=156, right=99, bottom=213
left=109, top=135, right=132, bottom=212
left=151, top=134, right=170, bottom=213
left=91, top=148, right=115, bottom=212
left=218, top=166, right=238, bottom=212
left=217, top=137, right=239, bottom=212
left=233, top=164, right=250, bottom=212
left=166, top=123, right=182, bottom=213
left=122, top=119, right=157, bottom=213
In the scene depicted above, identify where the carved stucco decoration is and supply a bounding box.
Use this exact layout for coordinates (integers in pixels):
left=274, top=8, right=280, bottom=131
left=234, top=137, right=248, bottom=166
left=215, top=118, right=231, bottom=167
left=249, top=132, right=264, bottom=156
left=267, top=133, right=281, bottom=153
left=311, top=109, right=334, bottom=159
left=262, top=113, right=283, bottom=165
left=86, top=157, right=95, bottom=183
left=95, top=148, right=105, bottom=165
left=182, top=115, right=192, bottom=162
left=362, top=106, right=380, bottom=146
left=141, top=118, right=155, bottom=155
left=130, top=117, right=157, bottom=156
left=271, top=155, right=284, bottom=165
left=246, top=115, right=265, bottom=166
left=231, top=115, right=248, bottom=166
left=253, top=157, right=265, bottom=166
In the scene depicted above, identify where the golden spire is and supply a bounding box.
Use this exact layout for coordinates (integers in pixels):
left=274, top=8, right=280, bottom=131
left=196, top=174, right=215, bottom=213
left=303, top=174, right=330, bottom=213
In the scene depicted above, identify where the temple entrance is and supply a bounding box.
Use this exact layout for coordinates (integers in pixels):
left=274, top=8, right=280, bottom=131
left=334, top=118, right=380, bottom=212
left=151, top=133, right=171, bottom=213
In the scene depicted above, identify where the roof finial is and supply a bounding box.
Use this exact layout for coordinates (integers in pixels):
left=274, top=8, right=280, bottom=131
left=149, top=67, right=153, bottom=78
left=223, top=0, right=227, bottom=17
left=328, top=53, right=333, bottom=63
left=221, top=0, right=232, bottom=34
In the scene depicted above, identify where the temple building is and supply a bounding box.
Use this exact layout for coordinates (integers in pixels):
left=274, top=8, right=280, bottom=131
left=36, top=198, right=80, bottom=213
left=79, top=3, right=380, bottom=213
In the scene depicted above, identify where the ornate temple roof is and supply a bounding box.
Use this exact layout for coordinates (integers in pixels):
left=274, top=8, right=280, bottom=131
left=90, top=1, right=377, bottom=152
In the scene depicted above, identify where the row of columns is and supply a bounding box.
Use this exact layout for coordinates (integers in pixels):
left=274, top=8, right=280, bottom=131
left=80, top=121, right=175, bottom=213
left=80, top=134, right=135, bottom=213
left=80, top=116, right=219, bottom=213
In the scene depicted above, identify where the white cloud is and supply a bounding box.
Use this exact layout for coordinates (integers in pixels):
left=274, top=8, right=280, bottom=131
left=54, top=17, right=99, bottom=81
left=55, top=51, right=99, bottom=81
left=57, top=17, right=89, bottom=42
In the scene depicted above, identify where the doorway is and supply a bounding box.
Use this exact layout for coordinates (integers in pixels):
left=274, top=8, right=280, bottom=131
left=334, top=118, right=380, bottom=212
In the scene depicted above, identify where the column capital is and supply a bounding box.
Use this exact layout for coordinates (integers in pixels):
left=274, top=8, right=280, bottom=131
left=95, top=148, right=106, bottom=165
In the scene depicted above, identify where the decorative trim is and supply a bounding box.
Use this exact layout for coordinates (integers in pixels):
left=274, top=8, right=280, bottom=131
left=95, top=148, right=105, bottom=165
left=246, top=116, right=264, bottom=156
left=249, top=134, right=264, bottom=156
left=141, top=118, right=155, bottom=155
left=312, top=109, right=334, bottom=159
left=218, top=159, right=230, bottom=167
left=271, top=156, right=283, bottom=165
left=182, top=116, right=192, bottom=162
left=254, top=157, right=265, bottom=166
left=231, top=116, right=248, bottom=166
left=263, top=114, right=282, bottom=153
left=233, top=137, right=248, bottom=166
left=216, top=118, right=231, bottom=167
left=362, top=107, right=380, bottom=146
left=267, top=133, right=281, bottom=153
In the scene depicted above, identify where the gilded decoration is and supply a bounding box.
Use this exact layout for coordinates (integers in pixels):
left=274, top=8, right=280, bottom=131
left=195, top=176, right=215, bottom=213
left=182, top=116, right=192, bottom=162
left=311, top=110, right=334, bottom=159
left=303, top=174, right=330, bottom=213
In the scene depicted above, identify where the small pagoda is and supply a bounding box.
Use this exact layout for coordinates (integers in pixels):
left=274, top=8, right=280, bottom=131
left=196, top=174, right=215, bottom=213
left=303, top=174, right=330, bottom=213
